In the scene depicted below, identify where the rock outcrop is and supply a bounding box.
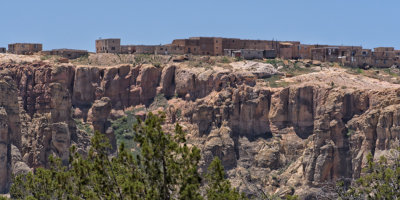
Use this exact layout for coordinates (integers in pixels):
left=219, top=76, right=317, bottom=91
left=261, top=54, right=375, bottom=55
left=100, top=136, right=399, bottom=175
left=88, top=97, right=116, bottom=150
left=0, top=107, right=10, bottom=193
left=165, top=80, right=400, bottom=197
left=1, top=59, right=400, bottom=198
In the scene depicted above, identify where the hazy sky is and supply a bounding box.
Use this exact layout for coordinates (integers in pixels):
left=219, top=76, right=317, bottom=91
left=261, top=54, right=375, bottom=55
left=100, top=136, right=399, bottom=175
left=0, top=0, right=398, bottom=52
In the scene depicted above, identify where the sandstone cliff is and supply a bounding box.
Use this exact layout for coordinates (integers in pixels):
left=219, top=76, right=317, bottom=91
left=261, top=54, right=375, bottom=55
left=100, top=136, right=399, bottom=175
left=0, top=59, right=399, bottom=198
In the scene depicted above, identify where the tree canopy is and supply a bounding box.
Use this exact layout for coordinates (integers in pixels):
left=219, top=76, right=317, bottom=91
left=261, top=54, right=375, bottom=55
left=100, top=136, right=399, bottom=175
left=10, top=112, right=248, bottom=200
left=337, top=150, right=400, bottom=200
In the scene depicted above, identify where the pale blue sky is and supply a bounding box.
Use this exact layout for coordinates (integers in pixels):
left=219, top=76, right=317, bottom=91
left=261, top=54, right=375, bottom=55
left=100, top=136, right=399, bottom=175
left=0, top=0, right=398, bottom=52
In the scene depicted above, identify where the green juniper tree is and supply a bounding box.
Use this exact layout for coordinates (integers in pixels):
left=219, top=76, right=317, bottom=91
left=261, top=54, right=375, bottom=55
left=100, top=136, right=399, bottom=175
left=133, top=112, right=202, bottom=200
left=9, top=111, right=303, bottom=200
left=205, top=157, right=247, bottom=200
left=337, top=150, right=400, bottom=200
left=11, top=112, right=202, bottom=200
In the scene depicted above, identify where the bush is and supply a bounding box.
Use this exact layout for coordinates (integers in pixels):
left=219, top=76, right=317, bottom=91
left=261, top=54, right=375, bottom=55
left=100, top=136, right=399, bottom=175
left=11, top=113, right=203, bottom=200
left=337, top=150, right=400, bottom=199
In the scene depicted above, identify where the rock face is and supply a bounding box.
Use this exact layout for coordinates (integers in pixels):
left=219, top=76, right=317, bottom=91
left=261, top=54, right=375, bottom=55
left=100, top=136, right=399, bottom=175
left=11, top=145, right=31, bottom=176
left=72, top=66, right=101, bottom=107
left=0, top=107, right=10, bottom=193
left=88, top=97, right=116, bottom=150
left=1, top=60, right=400, bottom=197
left=168, top=81, right=400, bottom=197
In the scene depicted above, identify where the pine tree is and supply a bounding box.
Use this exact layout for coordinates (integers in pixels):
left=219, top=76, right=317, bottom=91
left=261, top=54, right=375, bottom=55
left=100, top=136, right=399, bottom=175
left=133, top=112, right=202, bottom=200
left=10, top=112, right=203, bottom=200
left=206, top=157, right=247, bottom=200
left=337, top=150, right=400, bottom=200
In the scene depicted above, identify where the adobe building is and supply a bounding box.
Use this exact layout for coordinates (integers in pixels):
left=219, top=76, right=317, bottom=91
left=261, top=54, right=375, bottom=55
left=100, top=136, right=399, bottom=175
left=374, top=47, right=395, bottom=52
left=0, top=48, right=5, bottom=53
left=134, top=45, right=156, bottom=54
left=278, top=43, right=294, bottom=59
left=8, top=43, right=42, bottom=55
left=311, top=47, right=339, bottom=62
left=42, top=49, right=89, bottom=59
left=154, top=44, right=185, bottom=55
left=225, top=49, right=264, bottom=60
left=95, top=38, right=121, bottom=53
left=172, top=37, right=223, bottom=56
left=371, top=47, right=397, bottom=68
left=120, top=45, right=136, bottom=54
left=263, top=49, right=277, bottom=59
left=222, top=38, right=276, bottom=51
left=352, top=49, right=373, bottom=67
left=299, top=44, right=314, bottom=59
left=172, top=37, right=300, bottom=59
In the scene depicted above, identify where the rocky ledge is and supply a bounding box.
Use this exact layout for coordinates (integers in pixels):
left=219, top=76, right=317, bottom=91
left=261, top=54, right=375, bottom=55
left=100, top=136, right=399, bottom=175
left=0, top=59, right=399, bottom=198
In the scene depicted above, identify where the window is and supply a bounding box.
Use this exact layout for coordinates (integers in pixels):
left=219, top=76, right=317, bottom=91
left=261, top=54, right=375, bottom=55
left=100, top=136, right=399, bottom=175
left=216, top=40, right=218, bottom=43
left=111, top=47, right=115, bottom=50
left=232, top=40, right=235, bottom=43
left=216, top=47, right=218, bottom=49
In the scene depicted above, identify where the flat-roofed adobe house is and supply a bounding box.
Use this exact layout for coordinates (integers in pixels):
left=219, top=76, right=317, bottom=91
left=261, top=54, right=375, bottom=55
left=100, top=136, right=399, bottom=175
left=8, top=43, right=42, bottom=55
left=96, top=38, right=121, bottom=53
left=0, top=48, right=5, bottom=53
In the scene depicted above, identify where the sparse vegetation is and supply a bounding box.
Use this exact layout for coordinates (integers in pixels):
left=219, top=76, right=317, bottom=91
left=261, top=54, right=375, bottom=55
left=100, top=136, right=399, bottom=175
left=72, top=54, right=90, bottom=65
left=74, top=118, right=93, bottom=135
left=40, top=55, right=52, bottom=60
left=221, top=56, right=232, bottom=63
left=264, top=75, right=290, bottom=88
left=111, top=107, right=144, bottom=152
left=346, top=129, right=355, bottom=136
left=11, top=113, right=247, bottom=200
left=336, top=149, right=400, bottom=199
left=264, top=59, right=280, bottom=66
left=149, top=93, right=168, bottom=111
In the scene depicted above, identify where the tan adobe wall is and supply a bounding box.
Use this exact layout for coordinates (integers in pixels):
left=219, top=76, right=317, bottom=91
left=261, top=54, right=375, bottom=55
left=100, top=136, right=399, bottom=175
left=154, top=45, right=185, bottom=55
left=134, top=45, right=156, bottom=54
left=8, top=43, right=42, bottom=55
left=120, top=45, right=136, bottom=54
left=96, top=39, right=121, bottom=53
left=374, top=47, right=395, bottom=52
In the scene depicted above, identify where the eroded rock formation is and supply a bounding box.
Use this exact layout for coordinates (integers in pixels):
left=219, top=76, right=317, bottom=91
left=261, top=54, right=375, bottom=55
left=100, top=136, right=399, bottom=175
left=0, top=60, right=399, bottom=198
left=0, top=107, right=10, bottom=193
